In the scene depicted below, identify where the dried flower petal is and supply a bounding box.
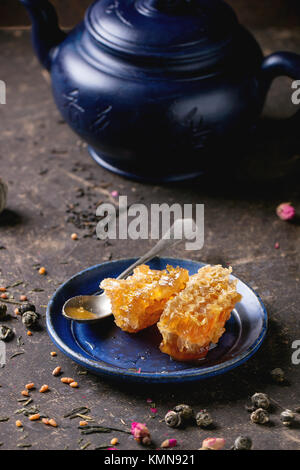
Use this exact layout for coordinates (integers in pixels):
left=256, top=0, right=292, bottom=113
left=201, top=438, right=225, bottom=450
left=161, top=438, right=177, bottom=448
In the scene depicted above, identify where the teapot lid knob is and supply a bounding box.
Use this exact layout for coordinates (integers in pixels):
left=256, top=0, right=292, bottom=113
left=137, top=0, right=191, bottom=13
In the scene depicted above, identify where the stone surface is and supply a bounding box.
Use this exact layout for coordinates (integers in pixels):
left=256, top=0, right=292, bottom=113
left=0, top=27, right=299, bottom=450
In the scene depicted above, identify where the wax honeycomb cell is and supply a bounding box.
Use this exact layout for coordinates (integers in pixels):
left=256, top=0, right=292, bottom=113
left=157, top=265, right=242, bottom=361
left=100, top=264, right=189, bottom=333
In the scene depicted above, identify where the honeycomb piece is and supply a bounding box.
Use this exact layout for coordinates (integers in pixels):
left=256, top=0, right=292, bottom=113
left=100, top=265, right=189, bottom=333
left=157, top=265, right=242, bottom=362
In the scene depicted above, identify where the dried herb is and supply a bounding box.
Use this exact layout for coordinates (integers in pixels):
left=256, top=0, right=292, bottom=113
left=80, top=441, right=91, bottom=450
left=15, top=405, right=39, bottom=417
left=5, top=281, right=23, bottom=289
left=76, top=413, right=93, bottom=421
left=64, top=406, right=90, bottom=419
left=23, top=399, right=33, bottom=407
left=17, top=336, right=24, bottom=347
left=10, top=351, right=25, bottom=360
left=17, top=398, right=33, bottom=406
left=17, top=443, right=32, bottom=448
left=0, top=304, right=7, bottom=321
left=79, top=426, right=111, bottom=435
left=0, top=325, right=14, bottom=342
left=0, top=298, right=23, bottom=305
left=0, top=417, right=9, bottom=422
left=29, top=288, right=44, bottom=293
left=94, top=444, right=110, bottom=450
left=79, top=424, right=130, bottom=435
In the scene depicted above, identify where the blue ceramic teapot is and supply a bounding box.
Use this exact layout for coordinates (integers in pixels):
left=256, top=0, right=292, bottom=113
left=20, top=0, right=300, bottom=182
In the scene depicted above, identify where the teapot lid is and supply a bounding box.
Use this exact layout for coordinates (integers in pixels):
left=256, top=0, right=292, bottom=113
left=86, top=0, right=239, bottom=64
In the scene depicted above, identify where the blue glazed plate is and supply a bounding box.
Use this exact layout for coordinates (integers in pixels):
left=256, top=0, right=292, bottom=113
left=46, top=258, right=267, bottom=383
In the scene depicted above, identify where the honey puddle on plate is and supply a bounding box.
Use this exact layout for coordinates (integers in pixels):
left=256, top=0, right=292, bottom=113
left=65, top=306, right=97, bottom=320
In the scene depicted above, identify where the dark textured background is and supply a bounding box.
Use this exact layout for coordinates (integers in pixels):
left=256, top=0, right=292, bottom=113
left=0, top=0, right=299, bottom=452
left=0, top=0, right=300, bottom=28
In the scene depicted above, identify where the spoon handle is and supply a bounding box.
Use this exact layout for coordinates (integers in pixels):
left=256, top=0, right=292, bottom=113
left=116, top=218, right=196, bottom=280
left=116, top=238, right=180, bottom=280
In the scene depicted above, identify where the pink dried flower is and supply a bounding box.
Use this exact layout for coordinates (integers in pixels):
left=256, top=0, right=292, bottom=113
left=161, top=438, right=177, bottom=448
left=150, top=408, right=158, bottom=414
left=107, top=447, right=118, bottom=450
left=274, top=242, right=280, bottom=249
left=146, top=398, right=153, bottom=403
left=276, top=202, right=295, bottom=221
left=200, top=437, right=225, bottom=450
left=131, top=422, right=151, bottom=445
left=111, top=190, right=119, bottom=198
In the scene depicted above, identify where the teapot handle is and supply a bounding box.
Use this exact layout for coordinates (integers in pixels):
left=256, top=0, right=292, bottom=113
left=261, top=52, right=300, bottom=108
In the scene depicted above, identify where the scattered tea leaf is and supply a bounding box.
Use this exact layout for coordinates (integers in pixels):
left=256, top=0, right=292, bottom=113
left=0, top=417, right=9, bottom=422
left=79, top=424, right=130, bottom=435
left=76, top=413, right=93, bottom=421
left=64, top=406, right=90, bottom=419
left=17, top=336, right=24, bottom=347
left=80, top=441, right=91, bottom=450
left=94, top=444, right=110, bottom=450
left=15, top=405, right=39, bottom=416
left=0, top=299, right=23, bottom=306
left=10, top=351, right=25, bottom=360
left=5, top=281, right=23, bottom=289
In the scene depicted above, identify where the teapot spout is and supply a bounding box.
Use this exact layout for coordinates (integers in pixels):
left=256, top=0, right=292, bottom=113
left=20, top=0, right=66, bottom=70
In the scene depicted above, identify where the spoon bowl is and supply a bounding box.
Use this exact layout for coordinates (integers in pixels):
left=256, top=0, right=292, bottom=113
left=63, top=294, right=112, bottom=323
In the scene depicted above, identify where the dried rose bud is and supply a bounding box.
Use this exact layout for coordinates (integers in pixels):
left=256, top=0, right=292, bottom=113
left=276, top=202, right=296, bottom=221
left=161, top=438, right=177, bottom=448
left=200, top=438, right=225, bottom=450
left=131, top=422, right=151, bottom=445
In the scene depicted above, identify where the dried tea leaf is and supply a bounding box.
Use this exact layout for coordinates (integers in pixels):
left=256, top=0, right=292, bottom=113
left=0, top=417, right=9, bottom=422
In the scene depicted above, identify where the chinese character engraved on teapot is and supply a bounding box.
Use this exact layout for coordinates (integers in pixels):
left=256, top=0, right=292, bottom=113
left=63, top=90, right=85, bottom=129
